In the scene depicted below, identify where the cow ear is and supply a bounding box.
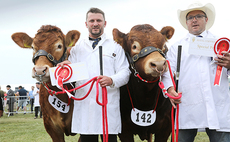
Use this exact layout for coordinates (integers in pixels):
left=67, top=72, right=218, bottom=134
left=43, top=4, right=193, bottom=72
left=162, top=44, right=168, bottom=54
left=160, top=26, right=175, bottom=41
left=11, top=32, right=33, bottom=48
left=65, top=30, right=81, bottom=47
left=66, top=47, right=73, bottom=58
left=113, top=28, right=127, bottom=48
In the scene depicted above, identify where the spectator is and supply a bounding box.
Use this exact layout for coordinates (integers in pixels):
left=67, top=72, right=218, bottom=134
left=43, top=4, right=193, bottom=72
left=33, top=82, right=42, bottom=119
left=6, top=85, right=15, bottom=116
left=4, top=92, right=7, bottom=112
left=28, top=86, right=35, bottom=113
left=16, top=86, right=28, bottom=114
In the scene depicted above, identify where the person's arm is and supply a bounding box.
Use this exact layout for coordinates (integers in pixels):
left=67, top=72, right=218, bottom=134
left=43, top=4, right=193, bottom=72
left=97, top=75, right=113, bottom=88
left=162, top=43, right=182, bottom=108
left=108, top=44, right=131, bottom=88
left=167, top=86, right=181, bottom=108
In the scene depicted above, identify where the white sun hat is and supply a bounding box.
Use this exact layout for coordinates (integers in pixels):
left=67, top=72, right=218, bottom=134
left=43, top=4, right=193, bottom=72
left=177, top=2, right=215, bottom=30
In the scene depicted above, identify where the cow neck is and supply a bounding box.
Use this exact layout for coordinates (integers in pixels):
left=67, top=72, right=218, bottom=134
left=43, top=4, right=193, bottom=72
left=128, top=76, right=161, bottom=110
left=41, top=81, right=62, bottom=95
left=126, top=81, right=161, bottom=112
left=130, top=69, right=159, bottom=91
left=45, top=82, right=62, bottom=91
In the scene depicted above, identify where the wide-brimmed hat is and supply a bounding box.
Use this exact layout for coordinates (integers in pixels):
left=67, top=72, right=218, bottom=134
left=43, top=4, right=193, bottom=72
left=177, top=2, right=215, bottom=30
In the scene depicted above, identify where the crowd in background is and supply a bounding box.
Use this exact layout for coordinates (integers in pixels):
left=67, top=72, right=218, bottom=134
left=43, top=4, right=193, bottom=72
left=0, top=83, right=42, bottom=119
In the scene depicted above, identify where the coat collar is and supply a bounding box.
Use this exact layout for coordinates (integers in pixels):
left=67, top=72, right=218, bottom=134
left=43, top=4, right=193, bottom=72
left=85, top=33, right=108, bottom=50
left=185, top=30, right=216, bottom=41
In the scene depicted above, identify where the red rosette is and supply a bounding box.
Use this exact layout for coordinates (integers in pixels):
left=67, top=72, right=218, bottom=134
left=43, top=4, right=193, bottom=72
left=54, top=64, right=73, bottom=88
left=214, top=37, right=230, bottom=86
left=214, top=38, right=230, bottom=55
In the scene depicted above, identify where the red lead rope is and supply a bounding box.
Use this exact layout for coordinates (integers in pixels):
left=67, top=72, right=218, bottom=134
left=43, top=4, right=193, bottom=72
left=96, top=79, right=108, bottom=142
left=158, top=60, right=181, bottom=142
left=47, top=76, right=109, bottom=142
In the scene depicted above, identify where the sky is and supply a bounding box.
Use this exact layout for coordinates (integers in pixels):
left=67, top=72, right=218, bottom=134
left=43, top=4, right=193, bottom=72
left=0, top=0, right=229, bottom=92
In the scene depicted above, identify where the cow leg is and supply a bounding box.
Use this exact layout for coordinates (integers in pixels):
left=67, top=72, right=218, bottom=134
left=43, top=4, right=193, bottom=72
left=78, top=136, right=81, bottom=142
left=148, top=134, right=152, bottom=142
left=154, top=129, right=171, bottom=142
left=118, top=133, right=134, bottom=142
left=43, top=116, right=65, bottom=142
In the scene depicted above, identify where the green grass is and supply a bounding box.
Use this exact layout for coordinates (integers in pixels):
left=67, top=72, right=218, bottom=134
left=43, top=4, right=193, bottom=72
left=0, top=112, right=209, bottom=142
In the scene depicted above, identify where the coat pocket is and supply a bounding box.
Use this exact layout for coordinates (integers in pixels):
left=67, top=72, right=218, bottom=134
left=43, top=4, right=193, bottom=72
left=179, top=83, right=203, bottom=106
left=103, top=53, right=115, bottom=70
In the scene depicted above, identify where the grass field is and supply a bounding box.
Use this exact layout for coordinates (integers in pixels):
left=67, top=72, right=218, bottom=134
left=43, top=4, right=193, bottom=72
left=0, top=111, right=210, bottom=142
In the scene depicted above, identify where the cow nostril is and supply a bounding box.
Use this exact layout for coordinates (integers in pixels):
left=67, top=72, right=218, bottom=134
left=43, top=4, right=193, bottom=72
left=43, top=67, right=47, bottom=73
left=150, top=62, right=156, bottom=68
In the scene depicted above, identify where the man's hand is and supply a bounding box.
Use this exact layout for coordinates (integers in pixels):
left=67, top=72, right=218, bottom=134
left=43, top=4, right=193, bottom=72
left=57, top=60, right=71, bottom=68
left=97, top=75, right=113, bottom=88
left=215, top=51, right=230, bottom=69
left=167, top=86, right=182, bottom=108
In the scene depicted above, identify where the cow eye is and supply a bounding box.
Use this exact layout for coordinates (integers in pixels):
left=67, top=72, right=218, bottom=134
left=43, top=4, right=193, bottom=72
left=31, top=46, right=34, bottom=49
left=58, top=45, right=62, bottom=49
left=132, top=45, right=137, bottom=49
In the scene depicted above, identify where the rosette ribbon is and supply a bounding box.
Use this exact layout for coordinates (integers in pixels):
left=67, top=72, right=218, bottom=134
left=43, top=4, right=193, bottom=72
left=214, top=38, right=230, bottom=86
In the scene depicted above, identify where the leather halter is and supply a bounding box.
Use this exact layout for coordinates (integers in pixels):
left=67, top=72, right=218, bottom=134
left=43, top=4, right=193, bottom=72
left=32, top=48, right=67, bottom=66
left=126, top=46, right=165, bottom=66
left=126, top=46, right=165, bottom=83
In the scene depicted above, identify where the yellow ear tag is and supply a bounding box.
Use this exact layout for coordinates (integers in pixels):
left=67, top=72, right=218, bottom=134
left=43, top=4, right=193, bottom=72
left=69, top=41, right=74, bottom=47
left=24, top=43, right=31, bottom=48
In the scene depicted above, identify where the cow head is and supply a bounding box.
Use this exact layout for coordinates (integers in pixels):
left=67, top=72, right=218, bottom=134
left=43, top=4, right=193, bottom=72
left=12, top=25, right=80, bottom=82
left=113, top=24, right=174, bottom=81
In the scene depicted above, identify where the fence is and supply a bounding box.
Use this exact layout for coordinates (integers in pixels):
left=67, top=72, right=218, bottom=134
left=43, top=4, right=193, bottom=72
left=3, top=95, right=35, bottom=117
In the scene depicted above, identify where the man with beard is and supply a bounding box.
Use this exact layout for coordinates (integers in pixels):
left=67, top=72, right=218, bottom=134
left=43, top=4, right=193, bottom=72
left=58, top=7, right=130, bottom=142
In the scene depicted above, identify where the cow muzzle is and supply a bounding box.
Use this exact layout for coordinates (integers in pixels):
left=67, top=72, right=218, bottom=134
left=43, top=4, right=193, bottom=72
left=149, top=60, right=167, bottom=77
left=32, top=65, right=50, bottom=82
left=150, top=60, right=167, bottom=73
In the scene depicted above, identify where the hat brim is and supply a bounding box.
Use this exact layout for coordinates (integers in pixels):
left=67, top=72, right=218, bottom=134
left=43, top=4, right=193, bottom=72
left=177, top=3, right=215, bottom=30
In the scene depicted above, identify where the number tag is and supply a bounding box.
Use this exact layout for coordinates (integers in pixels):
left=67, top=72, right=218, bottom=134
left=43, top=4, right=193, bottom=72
left=48, top=95, right=69, bottom=113
left=131, top=108, right=156, bottom=126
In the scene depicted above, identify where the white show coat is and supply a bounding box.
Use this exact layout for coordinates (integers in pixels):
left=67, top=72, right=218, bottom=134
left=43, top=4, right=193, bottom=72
left=162, top=31, right=230, bottom=132
left=69, top=33, right=130, bottom=134
left=33, top=87, right=40, bottom=107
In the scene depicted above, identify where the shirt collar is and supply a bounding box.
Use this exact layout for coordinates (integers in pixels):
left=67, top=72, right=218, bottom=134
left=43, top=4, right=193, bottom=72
left=88, top=33, right=106, bottom=41
left=188, top=30, right=208, bottom=38
left=199, top=30, right=208, bottom=38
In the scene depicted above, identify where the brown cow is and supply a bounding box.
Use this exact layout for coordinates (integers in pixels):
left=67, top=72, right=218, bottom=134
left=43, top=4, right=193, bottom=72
left=113, top=24, right=174, bottom=142
left=11, top=25, right=80, bottom=142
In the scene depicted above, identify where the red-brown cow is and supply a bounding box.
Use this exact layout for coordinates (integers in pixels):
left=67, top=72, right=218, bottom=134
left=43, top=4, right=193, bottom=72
left=113, top=24, right=174, bottom=142
left=11, top=25, right=80, bottom=142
